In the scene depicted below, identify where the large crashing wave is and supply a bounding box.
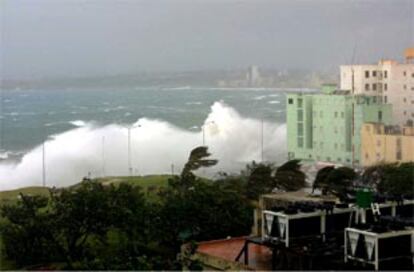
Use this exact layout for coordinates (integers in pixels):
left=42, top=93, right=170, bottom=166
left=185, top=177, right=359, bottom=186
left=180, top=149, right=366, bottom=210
left=0, top=102, right=286, bottom=190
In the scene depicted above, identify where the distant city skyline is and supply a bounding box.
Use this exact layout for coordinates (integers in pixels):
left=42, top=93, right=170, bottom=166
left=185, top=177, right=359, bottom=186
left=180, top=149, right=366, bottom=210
left=2, top=0, right=414, bottom=80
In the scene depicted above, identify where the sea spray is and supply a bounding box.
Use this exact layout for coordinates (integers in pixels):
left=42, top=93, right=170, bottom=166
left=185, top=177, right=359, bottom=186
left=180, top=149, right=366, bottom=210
left=0, top=102, right=286, bottom=190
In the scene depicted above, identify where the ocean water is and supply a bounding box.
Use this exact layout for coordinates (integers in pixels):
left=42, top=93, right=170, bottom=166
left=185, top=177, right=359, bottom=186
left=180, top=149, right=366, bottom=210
left=0, top=86, right=294, bottom=190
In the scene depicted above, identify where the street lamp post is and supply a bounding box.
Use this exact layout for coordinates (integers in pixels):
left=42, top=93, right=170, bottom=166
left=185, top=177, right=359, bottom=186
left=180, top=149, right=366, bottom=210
left=102, top=136, right=105, bottom=177
left=42, top=142, right=46, bottom=187
left=122, top=124, right=141, bottom=176
left=261, top=118, right=264, bottom=162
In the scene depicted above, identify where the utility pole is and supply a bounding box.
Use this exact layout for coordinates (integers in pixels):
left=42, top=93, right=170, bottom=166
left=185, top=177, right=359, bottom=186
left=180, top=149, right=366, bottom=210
left=128, top=127, right=132, bottom=176
left=42, top=142, right=46, bottom=187
left=122, top=124, right=141, bottom=176
left=102, top=136, right=105, bottom=177
left=261, top=118, right=264, bottom=162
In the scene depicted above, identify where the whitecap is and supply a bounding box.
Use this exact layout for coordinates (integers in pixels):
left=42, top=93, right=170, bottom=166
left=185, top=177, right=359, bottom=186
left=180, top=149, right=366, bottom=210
left=185, top=102, right=202, bottom=105
left=253, top=95, right=267, bottom=100
left=70, top=120, right=87, bottom=127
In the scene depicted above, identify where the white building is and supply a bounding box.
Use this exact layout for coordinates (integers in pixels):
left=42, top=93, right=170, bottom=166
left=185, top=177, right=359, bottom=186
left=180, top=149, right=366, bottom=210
left=246, top=65, right=261, bottom=86
left=340, top=48, right=414, bottom=126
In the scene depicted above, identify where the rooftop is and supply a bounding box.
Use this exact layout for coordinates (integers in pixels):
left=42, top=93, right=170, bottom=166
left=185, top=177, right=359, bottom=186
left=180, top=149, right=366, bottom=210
left=195, top=237, right=272, bottom=270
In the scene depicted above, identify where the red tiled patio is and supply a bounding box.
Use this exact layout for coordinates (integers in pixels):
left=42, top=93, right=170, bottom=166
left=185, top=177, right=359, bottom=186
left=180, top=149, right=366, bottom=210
left=196, top=237, right=273, bottom=270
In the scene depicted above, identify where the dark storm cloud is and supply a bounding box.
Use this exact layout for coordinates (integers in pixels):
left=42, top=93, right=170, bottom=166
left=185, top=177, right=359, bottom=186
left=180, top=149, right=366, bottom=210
left=1, top=0, right=413, bottom=79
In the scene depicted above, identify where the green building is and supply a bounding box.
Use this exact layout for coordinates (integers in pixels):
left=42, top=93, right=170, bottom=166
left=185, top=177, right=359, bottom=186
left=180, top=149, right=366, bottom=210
left=286, top=85, right=392, bottom=166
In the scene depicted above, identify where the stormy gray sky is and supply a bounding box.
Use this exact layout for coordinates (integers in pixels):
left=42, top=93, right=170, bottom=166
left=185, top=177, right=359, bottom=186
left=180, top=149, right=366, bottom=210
left=1, top=0, right=413, bottom=79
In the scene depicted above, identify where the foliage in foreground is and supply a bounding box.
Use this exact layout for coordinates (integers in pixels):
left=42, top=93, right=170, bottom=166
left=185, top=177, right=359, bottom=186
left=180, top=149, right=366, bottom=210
left=0, top=146, right=253, bottom=270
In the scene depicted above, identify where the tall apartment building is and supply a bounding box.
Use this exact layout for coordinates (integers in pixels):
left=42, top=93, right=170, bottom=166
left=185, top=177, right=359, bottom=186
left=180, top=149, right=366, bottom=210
left=286, top=84, right=392, bottom=166
left=340, top=48, right=414, bottom=126
left=361, top=123, right=414, bottom=167
left=247, top=65, right=261, bottom=86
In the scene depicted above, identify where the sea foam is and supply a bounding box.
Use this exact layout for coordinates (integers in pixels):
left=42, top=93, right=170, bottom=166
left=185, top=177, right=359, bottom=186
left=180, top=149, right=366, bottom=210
left=0, top=102, right=286, bottom=190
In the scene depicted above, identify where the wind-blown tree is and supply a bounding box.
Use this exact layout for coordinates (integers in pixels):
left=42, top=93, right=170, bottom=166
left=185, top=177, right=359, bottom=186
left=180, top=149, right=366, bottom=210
left=312, top=166, right=335, bottom=194
left=243, top=160, right=307, bottom=200
left=169, top=146, right=218, bottom=192
left=245, top=162, right=275, bottom=200
left=363, top=162, right=414, bottom=195
left=313, top=166, right=357, bottom=199
left=155, top=181, right=253, bottom=254
left=274, top=159, right=307, bottom=192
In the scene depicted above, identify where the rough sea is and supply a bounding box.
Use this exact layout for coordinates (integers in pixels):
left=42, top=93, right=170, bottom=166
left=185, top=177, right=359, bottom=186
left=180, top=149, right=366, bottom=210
left=0, top=86, right=305, bottom=190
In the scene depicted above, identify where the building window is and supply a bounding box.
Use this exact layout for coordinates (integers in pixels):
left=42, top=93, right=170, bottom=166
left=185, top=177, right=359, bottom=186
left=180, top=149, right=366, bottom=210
left=373, top=71, right=377, bottom=77
left=365, top=71, right=369, bottom=78
left=334, top=111, right=338, bottom=118
left=384, top=71, right=388, bottom=78
left=297, top=109, right=303, bottom=121
left=372, top=83, right=377, bottom=91
left=365, top=83, right=370, bottom=91
left=298, top=137, right=304, bottom=148
left=297, top=98, right=303, bottom=107
left=404, top=98, right=407, bottom=103
left=297, top=123, right=304, bottom=135
left=384, top=96, right=388, bottom=103
left=404, top=85, right=407, bottom=90
left=288, top=98, right=294, bottom=104
left=412, top=73, right=414, bottom=78
left=378, top=111, right=383, bottom=121
left=404, top=71, right=407, bottom=76
left=365, top=153, right=369, bottom=159
left=384, top=83, right=387, bottom=91
left=404, top=111, right=407, bottom=115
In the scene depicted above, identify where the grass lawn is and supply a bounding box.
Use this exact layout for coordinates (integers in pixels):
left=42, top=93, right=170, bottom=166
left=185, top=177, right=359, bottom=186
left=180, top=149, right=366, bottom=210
left=0, top=175, right=174, bottom=206
left=95, top=174, right=172, bottom=189
left=0, top=186, right=51, bottom=206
